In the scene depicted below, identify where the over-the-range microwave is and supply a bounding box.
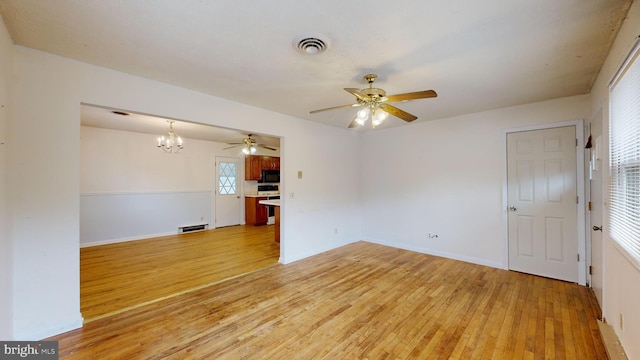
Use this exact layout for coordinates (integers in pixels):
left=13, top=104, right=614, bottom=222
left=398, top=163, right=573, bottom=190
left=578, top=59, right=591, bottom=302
left=259, top=169, right=280, bottom=183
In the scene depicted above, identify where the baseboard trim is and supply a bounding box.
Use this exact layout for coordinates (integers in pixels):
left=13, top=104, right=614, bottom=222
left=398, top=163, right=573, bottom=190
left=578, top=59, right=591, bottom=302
left=281, top=240, right=357, bottom=264
left=598, top=320, right=628, bottom=360
left=364, top=239, right=504, bottom=269
left=80, top=232, right=176, bottom=248
left=15, top=315, right=83, bottom=341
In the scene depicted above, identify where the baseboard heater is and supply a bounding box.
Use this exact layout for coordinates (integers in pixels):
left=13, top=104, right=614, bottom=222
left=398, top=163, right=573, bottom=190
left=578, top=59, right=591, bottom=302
left=178, top=224, right=209, bottom=233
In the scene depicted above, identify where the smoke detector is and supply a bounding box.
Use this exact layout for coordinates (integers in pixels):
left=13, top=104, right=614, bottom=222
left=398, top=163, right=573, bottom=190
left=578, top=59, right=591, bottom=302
left=294, top=34, right=330, bottom=55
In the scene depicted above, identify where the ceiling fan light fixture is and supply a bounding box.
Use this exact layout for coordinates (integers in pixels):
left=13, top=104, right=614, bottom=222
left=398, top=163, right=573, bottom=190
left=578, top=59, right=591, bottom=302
left=371, top=109, right=388, bottom=127
left=357, top=107, right=369, bottom=119
left=242, top=142, right=257, bottom=155
left=309, top=73, right=437, bottom=129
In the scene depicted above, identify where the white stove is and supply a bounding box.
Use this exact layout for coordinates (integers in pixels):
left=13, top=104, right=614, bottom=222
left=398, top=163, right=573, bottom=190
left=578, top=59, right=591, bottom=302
left=257, top=185, right=280, bottom=224
left=257, top=185, right=279, bottom=197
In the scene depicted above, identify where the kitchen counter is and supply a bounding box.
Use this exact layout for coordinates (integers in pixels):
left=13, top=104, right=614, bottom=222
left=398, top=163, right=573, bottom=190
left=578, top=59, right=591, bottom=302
left=259, top=199, right=281, bottom=242
left=245, top=193, right=280, bottom=198
left=258, top=199, right=280, bottom=206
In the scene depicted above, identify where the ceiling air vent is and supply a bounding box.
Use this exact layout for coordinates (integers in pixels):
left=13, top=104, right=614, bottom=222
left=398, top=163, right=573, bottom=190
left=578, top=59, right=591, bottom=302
left=294, top=34, right=329, bottom=55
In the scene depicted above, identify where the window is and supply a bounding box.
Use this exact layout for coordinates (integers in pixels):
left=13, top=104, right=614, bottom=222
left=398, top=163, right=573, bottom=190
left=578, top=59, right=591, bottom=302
left=218, top=161, right=237, bottom=195
left=609, top=38, right=640, bottom=264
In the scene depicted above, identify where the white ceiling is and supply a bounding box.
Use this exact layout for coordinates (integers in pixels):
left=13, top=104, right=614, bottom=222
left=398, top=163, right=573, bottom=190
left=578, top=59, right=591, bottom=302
left=0, top=0, right=633, bottom=135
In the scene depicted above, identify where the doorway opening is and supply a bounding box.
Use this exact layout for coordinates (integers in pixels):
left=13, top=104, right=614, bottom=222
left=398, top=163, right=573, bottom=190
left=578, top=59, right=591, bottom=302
left=79, top=103, right=282, bottom=320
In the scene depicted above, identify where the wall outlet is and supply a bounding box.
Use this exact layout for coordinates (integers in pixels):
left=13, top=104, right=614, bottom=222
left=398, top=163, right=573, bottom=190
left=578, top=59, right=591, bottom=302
left=200, top=216, right=204, bottom=221
left=334, top=227, right=338, bottom=235
left=298, top=171, right=303, bottom=179
left=289, top=192, right=295, bottom=199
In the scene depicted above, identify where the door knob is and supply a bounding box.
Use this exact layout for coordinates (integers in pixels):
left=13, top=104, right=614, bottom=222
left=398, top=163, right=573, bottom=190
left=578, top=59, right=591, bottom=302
left=592, top=225, right=602, bottom=231
left=509, top=206, right=517, bottom=211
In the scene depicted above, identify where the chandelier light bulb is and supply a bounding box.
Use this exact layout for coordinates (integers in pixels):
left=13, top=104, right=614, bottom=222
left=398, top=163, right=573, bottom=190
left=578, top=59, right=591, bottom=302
left=355, top=116, right=366, bottom=126
left=157, top=120, right=184, bottom=153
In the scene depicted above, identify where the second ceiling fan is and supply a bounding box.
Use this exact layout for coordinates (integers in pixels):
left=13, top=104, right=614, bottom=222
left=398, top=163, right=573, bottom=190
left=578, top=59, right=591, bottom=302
left=310, top=74, right=437, bottom=128
left=224, top=134, right=276, bottom=154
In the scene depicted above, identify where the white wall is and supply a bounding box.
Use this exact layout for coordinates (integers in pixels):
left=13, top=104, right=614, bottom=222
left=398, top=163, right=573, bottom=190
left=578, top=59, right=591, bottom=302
left=80, top=126, right=268, bottom=245
left=588, top=1, right=640, bottom=358
left=0, top=14, right=13, bottom=340
left=8, top=46, right=362, bottom=339
left=360, top=95, right=589, bottom=268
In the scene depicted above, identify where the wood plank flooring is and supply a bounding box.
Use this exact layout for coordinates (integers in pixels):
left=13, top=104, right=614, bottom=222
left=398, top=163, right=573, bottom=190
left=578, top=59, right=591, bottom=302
left=55, top=241, right=606, bottom=359
left=81, top=225, right=280, bottom=321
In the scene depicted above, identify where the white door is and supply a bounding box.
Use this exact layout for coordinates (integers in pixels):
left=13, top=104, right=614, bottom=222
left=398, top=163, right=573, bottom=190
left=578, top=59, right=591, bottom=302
left=588, top=109, right=605, bottom=304
left=215, top=156, right=241, bottom=228
left=507, top=126, right=578, bottom=282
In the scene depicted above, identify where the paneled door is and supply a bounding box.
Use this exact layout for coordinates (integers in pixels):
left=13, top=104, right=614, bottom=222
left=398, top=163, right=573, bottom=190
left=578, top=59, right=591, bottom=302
left=507, top=126, right=578, bottom=282
left=215, top=157, right=241, bottom=228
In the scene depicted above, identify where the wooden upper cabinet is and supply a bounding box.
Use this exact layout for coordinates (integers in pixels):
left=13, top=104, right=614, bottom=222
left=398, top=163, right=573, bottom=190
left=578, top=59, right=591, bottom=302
left=270, top=157, right=280, bottom=170
left=244, top=155, right=280, bottom=180
left=245, top=155, right=263, bottom=180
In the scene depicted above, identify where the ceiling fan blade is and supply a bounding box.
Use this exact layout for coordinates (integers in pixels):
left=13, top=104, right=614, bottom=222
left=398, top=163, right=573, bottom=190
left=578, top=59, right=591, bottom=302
left=310, top=103, right=362, bottom=114
left=344, top=88, right=368, bottom=100
left=347, top=118, right=359, bottom=128
left=378, top=103, right=418, bottom=122
left=385, top=90, right=437, bottom=102
left=258, top=144, right=277, bottom=151
left=223, top=144, right=242, bottom=150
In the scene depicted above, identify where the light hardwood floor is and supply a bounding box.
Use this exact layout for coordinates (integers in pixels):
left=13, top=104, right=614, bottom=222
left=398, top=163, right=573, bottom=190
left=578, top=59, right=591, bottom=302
left=81, top=225, right=280, bottom=321
left=54, top=241, right=605, bottom=359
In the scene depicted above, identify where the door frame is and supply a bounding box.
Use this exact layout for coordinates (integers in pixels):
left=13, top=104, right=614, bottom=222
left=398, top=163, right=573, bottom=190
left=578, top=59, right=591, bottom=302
left=585, top=101, right=606, bottom=296
left=501, top=119, right=587, bottom=285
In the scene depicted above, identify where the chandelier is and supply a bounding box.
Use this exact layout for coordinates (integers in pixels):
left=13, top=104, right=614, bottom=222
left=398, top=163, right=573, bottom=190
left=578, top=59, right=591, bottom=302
left=157, top=120, right=184, bottom=153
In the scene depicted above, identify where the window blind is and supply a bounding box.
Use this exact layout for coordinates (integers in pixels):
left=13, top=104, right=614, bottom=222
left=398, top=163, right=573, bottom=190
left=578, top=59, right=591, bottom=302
left=609, top=37, right=640, bottom=264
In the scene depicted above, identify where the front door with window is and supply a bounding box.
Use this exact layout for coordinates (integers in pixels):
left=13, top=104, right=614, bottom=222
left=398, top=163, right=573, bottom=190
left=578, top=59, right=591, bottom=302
left=215, top=157, right=241, bottom=228
left=507, top=126, right=579, bottom=282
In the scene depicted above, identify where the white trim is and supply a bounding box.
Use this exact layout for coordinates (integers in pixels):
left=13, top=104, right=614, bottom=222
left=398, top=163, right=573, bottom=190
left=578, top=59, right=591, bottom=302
left=585, top=103, right=601, bottom=287
left=612, top=237, right=640, bottom=272
left=280, top=240, right=356, bottom=264
left=608, top=35, right=640, bottom=89
left=80, top=231, right=176, bottom=248
left=366, top=239, right=504, bottom=269
left=80, top=189, right=212, bottom=196
left=14, top=315, right=83, bottom=341
left=502, top=119, right=587, bottom=285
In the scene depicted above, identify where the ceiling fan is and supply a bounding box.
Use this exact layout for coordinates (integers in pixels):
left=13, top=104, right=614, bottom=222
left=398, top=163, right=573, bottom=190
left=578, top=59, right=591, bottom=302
left=224, top=134, right=277, bottom=154
left=310, top=74, right=437, bottom=128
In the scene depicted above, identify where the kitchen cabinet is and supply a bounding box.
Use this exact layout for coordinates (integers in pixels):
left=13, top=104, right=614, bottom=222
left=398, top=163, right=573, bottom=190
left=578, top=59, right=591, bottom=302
left=245, top=196, right=268, bottom=225
left=245, top=155, right=263, bottom=180
left=244, top=155, right=280, bottom=180
left=262, top=156, right=280, bottom=170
